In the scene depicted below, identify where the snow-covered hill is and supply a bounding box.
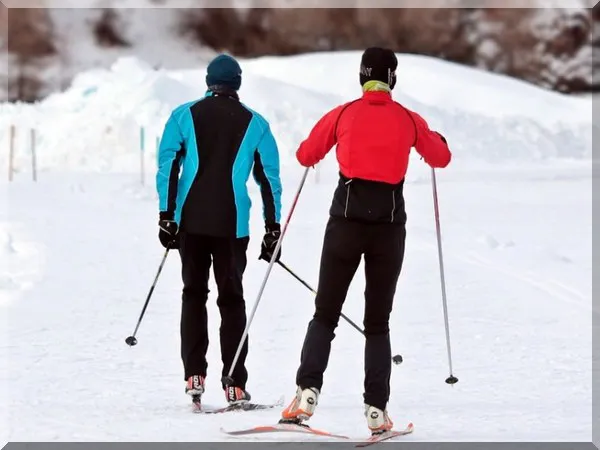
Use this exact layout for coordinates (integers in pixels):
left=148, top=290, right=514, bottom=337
left=0, top=51, right=592, bottom=444
left=0, top=52, right=592, bottom=175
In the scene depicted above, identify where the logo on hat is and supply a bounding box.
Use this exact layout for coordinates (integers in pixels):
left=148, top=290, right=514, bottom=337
left=388, top=68, right=396, bottom=86
left=360, top=65, right=372, bottom=77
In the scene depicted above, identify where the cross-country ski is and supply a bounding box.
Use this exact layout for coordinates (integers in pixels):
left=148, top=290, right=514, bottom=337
left=193, top=396, right=284, bottom=414
left=355, top=423, right=415, bottom=447
left=220, top=421, right=414, bottom=444
left=220, top=422, right=350, bottom=439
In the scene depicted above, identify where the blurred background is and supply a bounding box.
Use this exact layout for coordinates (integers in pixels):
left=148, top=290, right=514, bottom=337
left=1, top=1, right=597, bottom=102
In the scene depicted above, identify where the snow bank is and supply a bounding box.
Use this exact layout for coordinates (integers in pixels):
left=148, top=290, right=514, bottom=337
left=0, top=226, right=19, bottom=305
left=0, top=51, right=592, bottom=175
left=244, top=52, right=590, bottom=128
left=1, top=58, right=200, bottom=173
left=0, top=222, right=44, bottom=307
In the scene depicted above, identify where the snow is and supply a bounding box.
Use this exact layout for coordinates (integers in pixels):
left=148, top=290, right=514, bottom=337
left=1, top=52, right=592, bottom=175
left=0, top=51, right=592, bottom=444
left=243, top=52, right=591, bottom=130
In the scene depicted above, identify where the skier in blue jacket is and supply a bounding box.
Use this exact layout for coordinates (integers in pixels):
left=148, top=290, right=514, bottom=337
left=156, top=54, right=283, bottom=409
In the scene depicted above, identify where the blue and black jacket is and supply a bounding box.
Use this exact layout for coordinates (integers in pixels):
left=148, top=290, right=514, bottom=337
left=156, top=89, right=282, bottom=238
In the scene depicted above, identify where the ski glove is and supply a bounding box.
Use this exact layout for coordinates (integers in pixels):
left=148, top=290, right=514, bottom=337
left=259, top=223, right=282, bottom=263
left=158, top=212, right=179, bottom=249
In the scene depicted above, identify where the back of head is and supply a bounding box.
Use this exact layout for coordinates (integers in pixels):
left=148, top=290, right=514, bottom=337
left=359, top=47, right=398, bottom=90
left=206, top=54, right=242, bottom=92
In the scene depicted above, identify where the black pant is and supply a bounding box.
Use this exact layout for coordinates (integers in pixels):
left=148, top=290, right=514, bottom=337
left=296, top=217, right=406, bottom=411
left=178, top=232, right=250, bottom=389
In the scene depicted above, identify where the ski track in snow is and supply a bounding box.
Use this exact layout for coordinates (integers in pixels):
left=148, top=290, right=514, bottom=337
left=1, top=160, right=591, bottom=442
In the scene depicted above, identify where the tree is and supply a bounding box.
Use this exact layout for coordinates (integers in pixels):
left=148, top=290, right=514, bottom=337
left=6, top=8, right=55, bottom=102
left=93, top=8, right=130, bottom=48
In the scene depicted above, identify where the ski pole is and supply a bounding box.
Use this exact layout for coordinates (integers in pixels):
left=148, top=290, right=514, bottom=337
left=277, top=260, right=363, bottom=335
left=276, top=259, right=403, bottom=365
left=431, top=168, right=458, bottom=385
left=222, top=167, right=310, bottom=386
left=125, top=245, right=171, bottom=346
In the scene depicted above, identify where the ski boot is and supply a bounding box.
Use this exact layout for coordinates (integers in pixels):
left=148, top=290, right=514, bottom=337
left=186, top=375, right=205, bottom=410
left=225, top=385, right=251, bottom=406
left=365, top=405, right=394, bottom=435
left=280, top=386, right=319, bottom=425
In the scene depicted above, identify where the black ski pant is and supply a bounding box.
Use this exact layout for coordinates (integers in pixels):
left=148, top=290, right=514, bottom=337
left=296, top=216, right=406, bottom=411
left=178, top=232, right=249, bottom=389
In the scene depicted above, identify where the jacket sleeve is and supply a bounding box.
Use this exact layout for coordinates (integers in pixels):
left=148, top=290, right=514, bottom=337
left=410, top=111, right=452, bottom=168
left=296, top=105, right=344, bottom=167
left=253, top=122, right=282, bottom=226
left=156, top=112, right=184, bottom=217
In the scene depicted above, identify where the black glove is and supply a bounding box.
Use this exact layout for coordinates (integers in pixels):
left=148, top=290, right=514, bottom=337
left=259, top=223, right=281, bottom=262
left=158, top=212, right=179, bottom=249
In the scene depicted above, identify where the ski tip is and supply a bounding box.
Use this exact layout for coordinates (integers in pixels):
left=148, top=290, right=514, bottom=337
left=398, top=422, right=415, bottom=435
left=354, top=423, right=415, bottom=447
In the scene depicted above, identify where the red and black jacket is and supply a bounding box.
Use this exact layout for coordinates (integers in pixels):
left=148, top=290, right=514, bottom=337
left=296, top=91, right=451, bottom=225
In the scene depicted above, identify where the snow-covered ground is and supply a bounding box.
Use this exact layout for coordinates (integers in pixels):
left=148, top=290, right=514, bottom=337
left=0, top=51, right=592, bottom=443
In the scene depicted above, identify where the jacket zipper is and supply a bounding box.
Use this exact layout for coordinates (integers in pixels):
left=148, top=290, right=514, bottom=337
left=344, top=179, right=353, bottom=218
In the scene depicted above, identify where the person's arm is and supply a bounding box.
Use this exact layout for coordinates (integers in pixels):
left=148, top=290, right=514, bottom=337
left=296, top=105, right=344, bottom=167
left=253, top=122, right=282, bottom=227
left=409, top=111, right=452, bottom=168
left=156, top=112, right=184, bottom=220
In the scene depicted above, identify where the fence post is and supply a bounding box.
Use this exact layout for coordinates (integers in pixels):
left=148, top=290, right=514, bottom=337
left=31, top=128, right=37, bottom=182
left=8, top=125, right=15, bottom=182
left=140, top=126, right=145, bottom=185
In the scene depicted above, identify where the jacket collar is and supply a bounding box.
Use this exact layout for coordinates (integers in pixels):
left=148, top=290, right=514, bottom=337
left=206, top=85, right=239, bottom=100
left=361, top=90, right=393, bottom=101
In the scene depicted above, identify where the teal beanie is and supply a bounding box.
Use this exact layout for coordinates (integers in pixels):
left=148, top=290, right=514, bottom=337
left=206, top=54, right=242, bottom=91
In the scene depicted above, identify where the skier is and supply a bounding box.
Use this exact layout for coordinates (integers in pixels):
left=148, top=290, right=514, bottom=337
left=281, top=48, right=452, bottom=434
left=155, top=54, right=283, bottom=407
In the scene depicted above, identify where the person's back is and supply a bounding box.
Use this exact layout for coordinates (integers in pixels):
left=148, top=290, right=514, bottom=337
left=282, top=47, right=451, bottom=435
left=158, top=79, right=281, bottom=238
left=297, top=57, right=450, bottom=225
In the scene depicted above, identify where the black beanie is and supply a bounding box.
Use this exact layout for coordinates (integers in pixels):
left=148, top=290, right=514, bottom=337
left=359, top=47, right=398, bottom=89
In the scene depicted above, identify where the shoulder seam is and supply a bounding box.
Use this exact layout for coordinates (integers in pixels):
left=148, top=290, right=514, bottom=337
left=173, top=99, right=201, bottom=117
left=246, top=106, right=269, bottom=137
left=393, top=101, right=418, bottom=147
left=334, top=99, right=361, bottom=142
left=254, top=112, right=268, bottom=136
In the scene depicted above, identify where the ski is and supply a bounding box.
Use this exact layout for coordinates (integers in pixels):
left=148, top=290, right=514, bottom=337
left=193, top=395, right=284, bottom=414
left=221, top=421, right=349, bottom=439
left=355, top=423, right=414, bottom=447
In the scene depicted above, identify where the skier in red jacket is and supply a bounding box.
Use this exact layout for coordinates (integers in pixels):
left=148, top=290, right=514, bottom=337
left=281, top=48, right=451, bottom=434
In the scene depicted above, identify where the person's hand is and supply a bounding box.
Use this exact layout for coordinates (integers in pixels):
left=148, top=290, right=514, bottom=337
left=259, top=223, right=281, bottom=262
left=158, top=213, right=179, bottom=249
